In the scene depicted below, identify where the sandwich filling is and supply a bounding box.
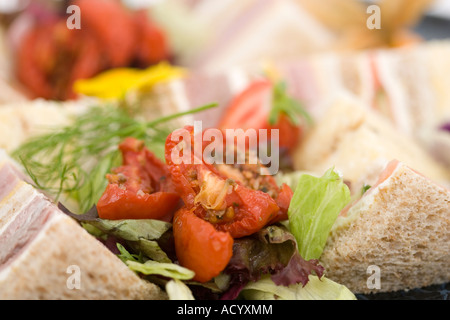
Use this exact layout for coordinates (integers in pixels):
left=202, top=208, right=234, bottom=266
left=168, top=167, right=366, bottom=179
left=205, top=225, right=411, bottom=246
left=0, top=160, right=57, bottom=271
left=330, top=160, right=401, bottom=239
left=0, top=198, right=55, bottom=271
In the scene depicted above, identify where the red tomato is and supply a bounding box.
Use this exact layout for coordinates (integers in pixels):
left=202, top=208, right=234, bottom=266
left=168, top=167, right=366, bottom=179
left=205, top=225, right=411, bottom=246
left=270, top=183, right=294, bottom=224
left=74, top=0, right=137, bottom=67
left=97, top=184, right=180, bottom=221
left=266, top=114, right=302, bottom=153
left=16, top=1, right=170, bottom=101
left=97, top=138, right=180, bottom=220
left=173, top=208, right=234, bottom=283
left=133, top=10, right=170, bottom=67
left=218, top=79, right=273, bottom=131
left=165, top=126, right=292, bottom=238
left=16, top=21, right=102, bottom=100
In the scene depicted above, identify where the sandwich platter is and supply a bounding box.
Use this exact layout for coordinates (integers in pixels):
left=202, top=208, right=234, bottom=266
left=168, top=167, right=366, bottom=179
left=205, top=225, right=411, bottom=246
left=0, top=0, right=448, bottom=302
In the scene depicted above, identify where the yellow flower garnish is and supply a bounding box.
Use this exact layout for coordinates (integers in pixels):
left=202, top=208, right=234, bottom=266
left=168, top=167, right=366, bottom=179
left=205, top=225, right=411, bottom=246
left=73, top=62, right=187, bottom=100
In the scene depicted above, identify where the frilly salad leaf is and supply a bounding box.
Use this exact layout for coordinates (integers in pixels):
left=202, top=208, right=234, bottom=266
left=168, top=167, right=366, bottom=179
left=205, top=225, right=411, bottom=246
left=59, top=204, right=175, bottom=263
left=287, top=168, right=351, bottom=261
left=117, top=243, right=194, bottom=281
left=126, top=260, right=195, bottom=281
left=88, top=218, right=172, bottom=242
left=241, top=275, right=356, bottom=300
left=90, top=219, right=174, bottom=263
left=221, top=225, right=324, bottom=300
left=128, top=238, right=172, bottom=263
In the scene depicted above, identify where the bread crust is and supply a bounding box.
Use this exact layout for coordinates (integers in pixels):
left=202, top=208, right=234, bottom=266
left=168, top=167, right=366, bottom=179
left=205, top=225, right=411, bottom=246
left=0, top=213, right=167, bottom=300
left=321, top=163, right=450, bottom=294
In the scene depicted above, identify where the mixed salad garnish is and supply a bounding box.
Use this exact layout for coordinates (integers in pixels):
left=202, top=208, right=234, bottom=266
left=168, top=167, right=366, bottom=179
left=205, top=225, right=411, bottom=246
left=13, top=70, right=356, bottom=300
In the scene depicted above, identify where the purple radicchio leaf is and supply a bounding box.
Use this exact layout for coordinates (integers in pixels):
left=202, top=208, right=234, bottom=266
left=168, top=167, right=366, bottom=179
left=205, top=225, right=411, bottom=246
left=440, top=123, right=450, bottom=132
left=221, top=225, right=324, bottom=300
left=271, top=253, right=324, bottom=287
left=98, top=235, right=127, bottom=255
left=58, top=203, right=99, bottom=222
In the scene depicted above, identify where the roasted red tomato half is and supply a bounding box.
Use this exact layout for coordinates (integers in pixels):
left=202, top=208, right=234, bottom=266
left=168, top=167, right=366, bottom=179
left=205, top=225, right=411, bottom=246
left=165, top=126, right=293, bottom=239
left=16, top=0, right=170, bottom=101
left=173, top=207, right=234, bottom=283
left=97, top=137, right=180, bottom=221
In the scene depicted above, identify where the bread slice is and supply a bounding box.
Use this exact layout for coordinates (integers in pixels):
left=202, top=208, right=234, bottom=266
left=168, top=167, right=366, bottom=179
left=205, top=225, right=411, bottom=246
left=293, top=95, right=450, bottom=193
left=0, top=152, right=166, bottom=300
left=0, top=213, right=166, bottom=300
left=0, top=99, right=91, bottom=153
left=320, top=160, right=450, bottom=294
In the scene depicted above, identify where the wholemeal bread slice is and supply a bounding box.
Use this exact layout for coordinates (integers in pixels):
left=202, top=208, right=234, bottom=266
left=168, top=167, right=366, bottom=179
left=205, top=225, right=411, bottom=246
left=0, top=213, right=166, bottom=300
left=320, top=160, right=450, bottom=294
left=0, top=151, right=166, bottom=300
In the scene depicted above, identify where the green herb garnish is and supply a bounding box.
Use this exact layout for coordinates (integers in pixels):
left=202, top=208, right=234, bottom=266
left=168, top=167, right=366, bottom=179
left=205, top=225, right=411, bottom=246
left=13, top=103, right=217, bottom=213
left=361, top=184, right=372, bottom=195
left=268, top=81, right=313, bottom=126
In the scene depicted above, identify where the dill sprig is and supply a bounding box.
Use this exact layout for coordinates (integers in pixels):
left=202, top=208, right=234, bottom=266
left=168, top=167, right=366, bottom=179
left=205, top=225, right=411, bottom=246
left=12, top=103, right=217, bottom=213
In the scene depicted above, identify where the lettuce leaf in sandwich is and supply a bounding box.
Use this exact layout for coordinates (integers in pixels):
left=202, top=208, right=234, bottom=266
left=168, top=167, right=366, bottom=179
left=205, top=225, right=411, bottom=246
left=286, top=168, right=351, bottom=260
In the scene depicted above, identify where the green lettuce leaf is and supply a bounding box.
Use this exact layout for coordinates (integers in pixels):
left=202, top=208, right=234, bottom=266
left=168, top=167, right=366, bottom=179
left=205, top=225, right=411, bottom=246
left=241, top=275, right=356, bottom=300
left=86, top=219, right=174, bottom=263
left=126, top=260, right=195, bottom=280
left=117, top=243, right=191, bottom=282
left=128, top=238, right=172, bottom=263
left=89, top=219, right=172, bottom=242
left=287, top=168, right=351, bottom=260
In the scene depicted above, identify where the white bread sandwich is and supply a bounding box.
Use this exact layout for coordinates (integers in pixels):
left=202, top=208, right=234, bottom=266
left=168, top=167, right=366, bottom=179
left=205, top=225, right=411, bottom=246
left=0, top=150, right=166, bottom=300
left=320, top=159, right=450, bottom=294
left=0, top=98, right=95, bottom=153
left=0, top=101, right=75, bottom=153
left=292, top=94, right=450, bottom=193
left=135, top=40, right=450, bottom=142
